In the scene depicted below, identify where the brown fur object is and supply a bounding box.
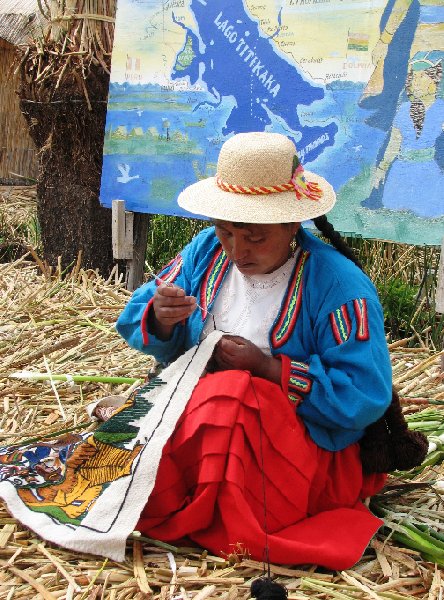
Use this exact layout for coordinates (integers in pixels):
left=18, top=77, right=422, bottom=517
left=359, top=388, right=428, bottom=474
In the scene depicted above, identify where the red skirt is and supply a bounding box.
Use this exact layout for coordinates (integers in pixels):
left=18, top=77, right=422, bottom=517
left=137, top=371, right=386, bottom=569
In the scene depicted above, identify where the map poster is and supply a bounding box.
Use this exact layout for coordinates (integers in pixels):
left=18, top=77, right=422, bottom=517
left=99, top=0, right=444, bottom=245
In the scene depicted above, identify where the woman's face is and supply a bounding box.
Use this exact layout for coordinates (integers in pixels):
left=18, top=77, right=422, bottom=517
left=214, top=220, right=300, bottom=275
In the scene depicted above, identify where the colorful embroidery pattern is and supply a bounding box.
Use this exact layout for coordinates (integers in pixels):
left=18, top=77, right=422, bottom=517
left=271, top=251, right=309, bottom=349
left=288, top=360, right=312, bottom=405
left=288, top=376, right=312, bottom=394
left=329, top=304, right=352, bottom=345
left=354, top=298, right=370, bottom=341
left=0, top=381, right=157, bottom=526
left=199, top=247, right=229, bottom=320
left=291, top=360, right=309, bottom=373
left=0, top=341, right=217, bottom=562
left=141, top=255, right=184, bottom=344
left=156, top=255, right=183, bottom=285
left=288, top=392, right=303, bottom=405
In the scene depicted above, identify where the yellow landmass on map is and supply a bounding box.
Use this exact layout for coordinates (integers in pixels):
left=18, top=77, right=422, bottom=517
left=111, top=0, right=193, bottom=85
left=245, top=0, right=387, bottom=83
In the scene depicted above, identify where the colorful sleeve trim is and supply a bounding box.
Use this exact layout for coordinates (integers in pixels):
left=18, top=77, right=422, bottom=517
left=290, top=360, right=309, bottom=373
left=353, top=298, right=369, bottom=341
left=156, top=254, right=183, bottom=285
left=329, top=299, right=370, bottom=344
left=199, top=246, right=229, bottom=320
left=329, top=303, right=352, bottom=345
left=288, top=392, right=303, bottom=406
left=271, top=250, right=309, bottom=349
left=288, top=359, right=312, bottom=404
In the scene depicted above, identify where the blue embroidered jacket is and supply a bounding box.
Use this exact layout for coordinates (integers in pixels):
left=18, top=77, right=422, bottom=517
left=116, top=226, right=392, bottom=451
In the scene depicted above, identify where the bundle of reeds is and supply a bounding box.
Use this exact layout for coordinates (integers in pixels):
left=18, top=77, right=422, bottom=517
left=0, top=39, right=37, bottom=185
left=0, top=185, right=39, bottom=262
left=17, top=0, right=116, bottom=104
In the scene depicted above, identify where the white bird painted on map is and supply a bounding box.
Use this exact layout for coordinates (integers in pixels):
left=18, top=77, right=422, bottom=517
left=352, top=145, right=363, bottom=153
left=117, top=164, right=140, bottom=183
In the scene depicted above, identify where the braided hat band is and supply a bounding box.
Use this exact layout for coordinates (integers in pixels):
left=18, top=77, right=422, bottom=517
left=215, top=176, right=294, bottom=195
left=216, top=163, right=323, bottom=201
left=178, top=132, right=336, bottom=224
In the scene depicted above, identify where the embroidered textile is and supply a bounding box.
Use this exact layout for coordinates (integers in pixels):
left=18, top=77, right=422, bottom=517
left=0, top=332, right=222, bottom=561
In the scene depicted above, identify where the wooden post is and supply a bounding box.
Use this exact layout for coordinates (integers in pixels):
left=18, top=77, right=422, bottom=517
left=112, top=200, right=150, bottom=292
left=127, top=212, right=150, bottom=292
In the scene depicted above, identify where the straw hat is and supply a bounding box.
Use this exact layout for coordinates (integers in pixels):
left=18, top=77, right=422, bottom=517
left=177, top=132, right=336, bottom=223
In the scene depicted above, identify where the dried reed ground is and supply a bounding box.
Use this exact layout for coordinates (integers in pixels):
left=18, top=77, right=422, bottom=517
left=0, top=188, right=443, bottom=599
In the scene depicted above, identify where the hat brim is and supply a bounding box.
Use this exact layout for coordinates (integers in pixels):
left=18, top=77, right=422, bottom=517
left=177, top=171, right=336, bottom=223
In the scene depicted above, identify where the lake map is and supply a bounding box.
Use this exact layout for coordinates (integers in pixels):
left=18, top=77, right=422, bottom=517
left=100, top=0, right=444, bottom=245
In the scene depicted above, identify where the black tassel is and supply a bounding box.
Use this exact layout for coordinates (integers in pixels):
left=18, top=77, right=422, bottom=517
left=250, top=577, right=288, bottom=599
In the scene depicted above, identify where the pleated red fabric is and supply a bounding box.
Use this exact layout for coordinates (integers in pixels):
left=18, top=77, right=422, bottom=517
left=137, top=370, right=386, bottom=569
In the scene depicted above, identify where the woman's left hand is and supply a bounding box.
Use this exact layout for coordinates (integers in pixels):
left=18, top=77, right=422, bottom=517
left=211, top=335, right=281, bottom=384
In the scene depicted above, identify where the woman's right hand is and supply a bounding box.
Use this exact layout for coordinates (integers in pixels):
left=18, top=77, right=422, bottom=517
left=150, top=284, right=197, bottom=340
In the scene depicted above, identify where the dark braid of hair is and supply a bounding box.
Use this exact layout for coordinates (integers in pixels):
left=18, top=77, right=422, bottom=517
left=312, top=214, right=364, bottom=271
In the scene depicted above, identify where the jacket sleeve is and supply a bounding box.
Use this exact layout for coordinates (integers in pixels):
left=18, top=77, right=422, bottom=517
left=280, top=297, right=392, bottom=451
left=116, top=248, right=195, bottom=365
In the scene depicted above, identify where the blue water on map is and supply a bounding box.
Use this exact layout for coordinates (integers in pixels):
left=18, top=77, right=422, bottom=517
left=309, top=83, right=386, bottom=191
left=100, top=84, right=232, bottom=215
left=172, top=0, right=338, bottom=162
left=100, top=78, right=385, bottom=215
left=360, top=0, right=419, bottom=132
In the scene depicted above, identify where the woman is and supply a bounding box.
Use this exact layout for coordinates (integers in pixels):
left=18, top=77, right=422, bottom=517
left=116, top=132, right=392, bottom=569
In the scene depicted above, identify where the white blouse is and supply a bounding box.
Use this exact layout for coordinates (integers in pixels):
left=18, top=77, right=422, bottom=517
left=201, top=249, right=300, bottom=355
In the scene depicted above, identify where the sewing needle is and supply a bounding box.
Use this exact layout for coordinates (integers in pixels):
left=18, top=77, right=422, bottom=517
left=148, top=269, right=215, bottom=318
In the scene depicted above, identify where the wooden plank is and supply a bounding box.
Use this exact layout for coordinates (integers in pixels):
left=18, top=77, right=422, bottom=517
left=112, top=199, right=133, bottom=260
left=112, top=201, right=148, bottom=291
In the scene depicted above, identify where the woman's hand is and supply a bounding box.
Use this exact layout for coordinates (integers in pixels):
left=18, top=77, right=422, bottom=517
left=211, top=335, right=281, bottom=384
left=149, top=284, right=196, bottom=340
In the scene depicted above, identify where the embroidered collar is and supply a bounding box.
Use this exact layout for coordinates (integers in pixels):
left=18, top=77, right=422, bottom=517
left=199, top=245, right=309, bottom=347
left=199, top=246, right=230, bottom=320
left=270, top=250, right=310, bottom=349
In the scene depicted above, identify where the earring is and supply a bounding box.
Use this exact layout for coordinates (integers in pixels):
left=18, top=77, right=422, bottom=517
left=290, top=238, right=298, bottom=256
